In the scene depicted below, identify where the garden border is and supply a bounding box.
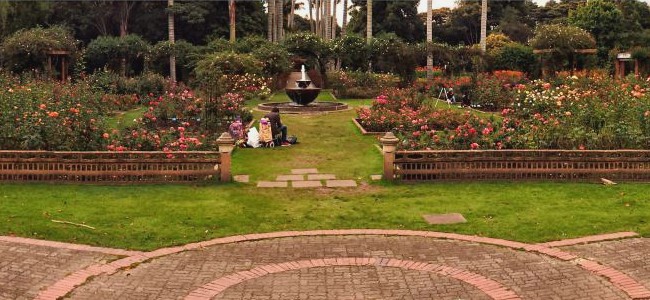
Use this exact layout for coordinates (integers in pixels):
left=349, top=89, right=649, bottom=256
left=378, top=133, right=650, bottom=182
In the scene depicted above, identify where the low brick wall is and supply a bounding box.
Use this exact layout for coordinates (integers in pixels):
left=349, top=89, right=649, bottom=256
left=0, top=151, right=223, bottom=184
left=391, top=150, right=650, bottom=182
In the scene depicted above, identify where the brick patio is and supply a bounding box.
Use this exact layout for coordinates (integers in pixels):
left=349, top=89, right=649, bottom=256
left=3, top=230, right=649, bottom=300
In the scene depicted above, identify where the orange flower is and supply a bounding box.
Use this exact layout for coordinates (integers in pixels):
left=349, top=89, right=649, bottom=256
left=47, top=111, right=59, bottom=118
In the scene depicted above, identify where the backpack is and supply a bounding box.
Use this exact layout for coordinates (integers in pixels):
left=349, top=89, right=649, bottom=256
left=287, top=135, right=298, bottom=144
left=259, top=118, right=273, bottom=143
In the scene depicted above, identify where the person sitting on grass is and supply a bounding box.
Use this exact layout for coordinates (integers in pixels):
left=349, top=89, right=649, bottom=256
left=264, top=107, right=290, bottom=146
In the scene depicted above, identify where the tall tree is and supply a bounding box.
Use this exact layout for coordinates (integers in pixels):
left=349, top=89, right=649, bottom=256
left=480, top=0, right=487, bottom=51
left=268, top=0, right=275, bottom=41
left=568, top=0, right=623, bottom=49
left=426, top=0, right=433, bottom=80
left=349, top=0, right=424, bottom=43
left=229, top=0, right=236, bottom=42
left=366, top=0, right=372, bottom=43
left=341, top=0, right=348, bottom=36
left=168, top=0, right=176, bottom=83
left=276, top=0, right=284, bottom=40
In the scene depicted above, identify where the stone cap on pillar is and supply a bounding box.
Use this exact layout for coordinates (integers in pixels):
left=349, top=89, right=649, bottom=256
left=380, top=132, right=400, bottom=153
left=216, top=132, right=235, bottom=153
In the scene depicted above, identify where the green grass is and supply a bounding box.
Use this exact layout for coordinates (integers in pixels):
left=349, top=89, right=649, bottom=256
left=234, top=92, right=379, bottom=181
left=105, top=106, right=147, bottom=131
left=1, top=91, right=649, bottom=251
left=0, top=182, right=648, bottom=251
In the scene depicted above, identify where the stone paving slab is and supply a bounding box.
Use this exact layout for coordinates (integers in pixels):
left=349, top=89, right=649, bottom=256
left=291, top=168, right=318, bottom=175
left=291, top=180, right=323, bottom=188
left=256, top=181, right=288, bottom=188
left=423, top=213, right=467, bottom=225
left=233, top=175, right=249, bottom=183
left=276, top=174, right=305, bottom=181
left=326, top=180, right=358, bottom=187
left=307, top=174, right=336, bottom=180
left=370, top=174, right=382, bottom=180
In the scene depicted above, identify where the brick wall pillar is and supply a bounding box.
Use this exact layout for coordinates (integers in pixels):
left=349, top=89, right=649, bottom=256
left=216, top=132, right=235, bottom=182
left=380, top=132, right=399, bottom=181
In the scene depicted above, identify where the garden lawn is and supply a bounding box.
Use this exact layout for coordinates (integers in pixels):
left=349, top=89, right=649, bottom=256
left=105, top=106, right=147, bottom=131
left=1, top=92, right=649, bottom=251
left=232, top=92, right=379, bottom=181
left=0, top=182, right=648, bottom=251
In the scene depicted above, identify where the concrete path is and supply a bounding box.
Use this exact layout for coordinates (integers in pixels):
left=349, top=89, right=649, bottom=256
left=1, top=231, right=649, bottom=300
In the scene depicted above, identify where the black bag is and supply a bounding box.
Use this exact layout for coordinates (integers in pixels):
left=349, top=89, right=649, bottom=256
left=287, top=135, right=298, bottom=144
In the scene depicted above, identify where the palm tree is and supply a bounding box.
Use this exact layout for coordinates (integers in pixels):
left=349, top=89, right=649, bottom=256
left=168, top=0, right=176, bottom=84
left=366, top=0, right=372, bottom=44
left=426, top=0, right=432, bottom=81
left=480, top=0, right=487, bottom=52
left=331, top=0, right=337, bottom=39
left=308, top=0, right=314, bottom=33
left=276, top=0, right=284, bottom=40
left=288, top=0, right=295, bottom=30
left=268, top=0, right=275, bottom=41
left=324, top=0, right=330, bottom=40
left=229, top=0, right=236, bottom=43
left=341, top=0, right=348, bottom=36
left=315, top=0, right=321, bottom=36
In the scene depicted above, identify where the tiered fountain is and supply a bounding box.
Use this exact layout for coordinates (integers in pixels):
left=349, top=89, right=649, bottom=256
left=258, top=65, right=348, bottom=113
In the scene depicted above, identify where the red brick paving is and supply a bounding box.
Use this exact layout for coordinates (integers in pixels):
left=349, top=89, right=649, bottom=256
left=0, top=240, right=117, bottom=300
left=562, top=238, right=650, bottom=299
left=1, top=230, right=647, bottom=300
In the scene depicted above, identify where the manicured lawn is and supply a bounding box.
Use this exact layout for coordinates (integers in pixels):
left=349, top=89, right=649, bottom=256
left=106, top=106, right=147, bottom=131
left=0, top=91, right=648, bottom=251
left=0, top=182, right=648, bottom=251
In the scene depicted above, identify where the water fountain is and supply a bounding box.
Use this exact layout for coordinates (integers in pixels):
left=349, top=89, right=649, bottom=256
left=258, top=64, right=348, bottom=113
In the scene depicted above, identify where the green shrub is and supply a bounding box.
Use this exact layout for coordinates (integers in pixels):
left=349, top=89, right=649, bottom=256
left=0, top=26, right=77, bottom=74
left=85, top=35, right=150, bottom=75
left=490, top=42, right=537, bottom=74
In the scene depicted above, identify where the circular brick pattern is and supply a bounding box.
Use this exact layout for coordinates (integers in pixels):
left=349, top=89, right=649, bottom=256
left=24, top=230, right=650, bottom=300
left=186, top=258, right=518, bottom=300
left=212, top=265, right=492, bottom=300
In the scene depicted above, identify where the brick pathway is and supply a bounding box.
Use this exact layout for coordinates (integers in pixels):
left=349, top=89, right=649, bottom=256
left=0, top=238, right=120, bottom=300
left=2, top=230, right=650, bottom=300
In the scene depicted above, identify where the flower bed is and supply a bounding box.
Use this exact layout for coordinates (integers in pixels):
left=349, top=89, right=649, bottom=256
left=0, top=74, right=251, bottom=153
left=358, top=75, right=650, bottom=150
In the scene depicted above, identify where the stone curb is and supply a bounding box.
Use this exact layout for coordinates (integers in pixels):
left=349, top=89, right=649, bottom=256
left=538, top=232, right=639, bottom=248
left=0, top=236, right=143, bottom=257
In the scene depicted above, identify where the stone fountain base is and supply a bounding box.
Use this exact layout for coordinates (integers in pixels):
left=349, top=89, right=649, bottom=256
left=257, top=101, right=349, bottom=113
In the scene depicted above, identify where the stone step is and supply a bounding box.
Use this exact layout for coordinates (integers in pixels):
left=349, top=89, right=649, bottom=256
left=257, top=181, right=288, bottom=188
left=325, top=180, right=357, bottom=188
left=307, top=174, right=336, bottom=180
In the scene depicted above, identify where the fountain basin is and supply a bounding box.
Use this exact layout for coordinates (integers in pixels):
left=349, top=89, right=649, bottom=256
left=258, top=101, right=348, bottom=113
left=285, top=87, right=321, bottom=105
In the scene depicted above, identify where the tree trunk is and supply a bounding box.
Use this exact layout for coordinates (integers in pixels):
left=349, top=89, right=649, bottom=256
left=268, top=0, right=275, bottom=41
left=276, top=0, right=283, bottom=41
left=168, top=0, right=176, bottom=84
left=366, top=0, right=372, bottom=44
left=331, top=0, right=337, bottom=39
left=480, top=0, right=487, bottom=52
left=229, top=0, right=236, bottom=43
left=289, top=0, right=295, bottom=30
left=324, top=0, right=330, bottom=40
left=426, top=0, right=432, bottom=81
left=119, top=1, right=135, bottom=77
left=315, top=0, right=321, bottom=37
left=308, top=0, right=314, bottom=33
left=341, top=0, right=347, bottom=36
